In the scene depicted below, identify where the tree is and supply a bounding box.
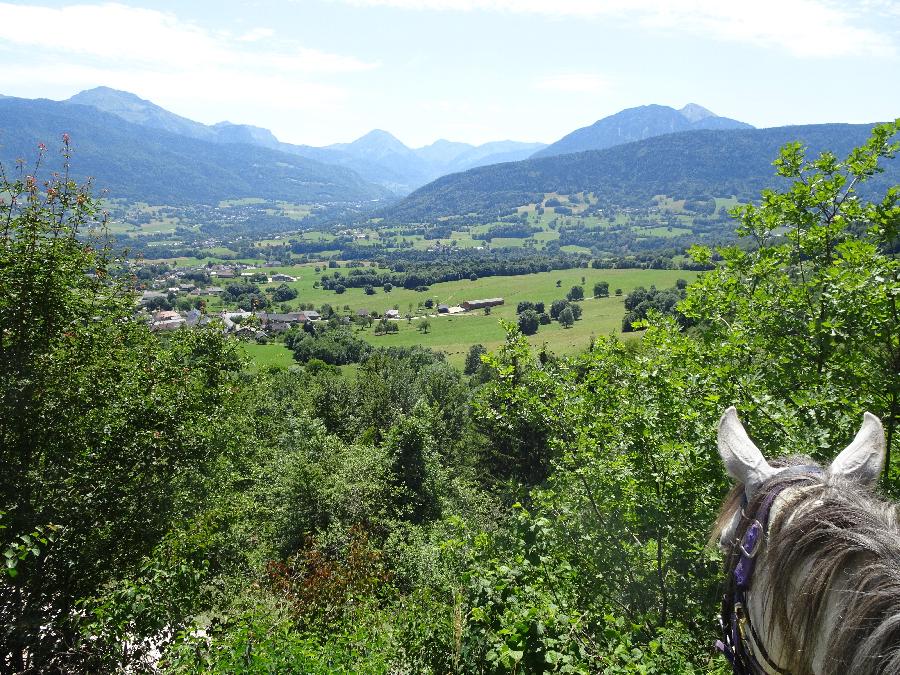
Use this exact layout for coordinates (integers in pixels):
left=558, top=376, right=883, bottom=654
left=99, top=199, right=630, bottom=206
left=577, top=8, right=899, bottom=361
left=418, top=318, right=431, bottom=334
left=517, top=309, right=540, bottom=336
left=593, top=281, right=610, bottom=298
left=364, top=285, right=375, bottom=295
left=272, top=283, right=297, bottom=302
left=383, top=406, right=440, bottom=523
left=567, top=285, right=584, bottom=301
left=559, top=306, right=575, bottom=328
left=615, top=288, right=623, bottom=296
left=0, top=144, right=241, bottom=670
left=383, top=283, right=393, bottom=293
left=464, top=344, right=487, bottom=376
left=681, top=120, right=900, bottom=488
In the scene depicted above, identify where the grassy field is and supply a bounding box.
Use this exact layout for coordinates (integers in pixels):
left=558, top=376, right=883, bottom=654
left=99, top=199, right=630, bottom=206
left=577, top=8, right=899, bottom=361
left=259, top=265, right=691, bottom=315
left=239, top=342, right=297, bottom=371
left=235, top=267, right=696, bottom=370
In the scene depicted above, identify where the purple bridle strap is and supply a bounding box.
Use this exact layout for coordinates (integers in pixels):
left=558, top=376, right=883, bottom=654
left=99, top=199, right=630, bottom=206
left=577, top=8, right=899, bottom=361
left=717, top=466, right=825, bottom=674
left=734, top=485, right=782, bottom=590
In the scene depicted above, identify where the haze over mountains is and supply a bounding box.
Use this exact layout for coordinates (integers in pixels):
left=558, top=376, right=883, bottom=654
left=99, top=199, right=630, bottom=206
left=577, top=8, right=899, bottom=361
left=63, top=87, right=546, bottom=194
left=381, top=123, right=898, bottom=224
left=1, top=87, right=891, bottom=224
left=0, top=95, right=391, bottom=204
left=532, top=103, right=753, bottom=158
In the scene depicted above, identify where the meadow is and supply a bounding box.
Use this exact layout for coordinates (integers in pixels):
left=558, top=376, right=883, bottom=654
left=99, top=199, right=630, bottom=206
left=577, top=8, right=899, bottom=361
left=237, top=266, right=696, bottom=368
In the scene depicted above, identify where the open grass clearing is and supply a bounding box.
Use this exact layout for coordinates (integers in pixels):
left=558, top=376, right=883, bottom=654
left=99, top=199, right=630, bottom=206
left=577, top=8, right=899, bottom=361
left=238, top=268, right=697, bottom=370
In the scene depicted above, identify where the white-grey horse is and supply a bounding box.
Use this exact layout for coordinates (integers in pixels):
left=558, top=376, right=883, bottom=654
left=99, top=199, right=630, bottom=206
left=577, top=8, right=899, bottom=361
left=712, top=407, right=899, bottom=675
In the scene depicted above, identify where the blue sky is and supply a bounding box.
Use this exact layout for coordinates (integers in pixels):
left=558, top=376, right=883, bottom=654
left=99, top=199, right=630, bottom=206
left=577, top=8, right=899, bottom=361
left=0, top=0, right=897, bottom=147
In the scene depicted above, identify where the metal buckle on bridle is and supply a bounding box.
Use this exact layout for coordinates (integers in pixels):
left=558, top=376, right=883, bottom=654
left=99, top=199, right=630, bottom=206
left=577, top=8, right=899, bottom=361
left=739, top=519, right=763, bottom=559
left=734, top=602, right=749, bottom=642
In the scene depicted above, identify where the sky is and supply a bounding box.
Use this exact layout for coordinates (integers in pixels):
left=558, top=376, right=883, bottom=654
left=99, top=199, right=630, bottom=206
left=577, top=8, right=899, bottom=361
left=0, top=0, right=897, bottom=148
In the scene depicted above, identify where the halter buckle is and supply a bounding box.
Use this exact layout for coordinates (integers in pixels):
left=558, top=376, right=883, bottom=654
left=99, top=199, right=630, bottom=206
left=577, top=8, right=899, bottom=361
left=734, top=602, right=749, bottom=641
left=739, top=519, right=763, bottom=559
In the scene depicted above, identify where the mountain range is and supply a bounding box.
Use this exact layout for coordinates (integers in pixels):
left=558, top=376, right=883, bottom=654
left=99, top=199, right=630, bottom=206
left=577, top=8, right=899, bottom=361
left=380, top=123, right=898, bottom=224
left=0, top=95, right=390, bottom=205
left=64, top=87, right=546, bottom=194
left=4, top=88, right=889, bottom=224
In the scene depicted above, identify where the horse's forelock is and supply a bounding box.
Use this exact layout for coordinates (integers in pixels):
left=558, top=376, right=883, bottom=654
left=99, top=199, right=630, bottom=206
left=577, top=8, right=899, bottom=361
left=710, top=482, right=745, bottom=549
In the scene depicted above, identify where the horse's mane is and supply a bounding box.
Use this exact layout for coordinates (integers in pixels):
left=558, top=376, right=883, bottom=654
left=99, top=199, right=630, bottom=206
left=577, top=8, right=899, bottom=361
left=716, top=461, right=900, bottom=675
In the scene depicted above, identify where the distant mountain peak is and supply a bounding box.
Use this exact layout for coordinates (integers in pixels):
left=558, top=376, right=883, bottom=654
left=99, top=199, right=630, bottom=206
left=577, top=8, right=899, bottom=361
left=66, top=86, right=217, bottom=142
left=679, top=103, right=716, bottom=122
left=70, top=85, right=146, bottom=102
left=361, top=128, right=398, bottom=140
left=354, top=129, right=408, bottom=148
left=533, top=102, right=753, bottom=159
left=328, top=129, right=413, bottom=157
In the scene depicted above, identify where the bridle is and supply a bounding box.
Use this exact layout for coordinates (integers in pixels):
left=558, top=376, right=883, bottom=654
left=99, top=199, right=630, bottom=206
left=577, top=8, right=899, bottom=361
left=716, top=466, right=825, bottom=675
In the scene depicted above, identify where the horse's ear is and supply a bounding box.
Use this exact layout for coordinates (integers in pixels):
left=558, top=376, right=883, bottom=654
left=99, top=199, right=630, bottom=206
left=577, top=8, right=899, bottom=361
left=830, top=412, right=885, bottom=486
left=718, top=407, right=777, bottom=497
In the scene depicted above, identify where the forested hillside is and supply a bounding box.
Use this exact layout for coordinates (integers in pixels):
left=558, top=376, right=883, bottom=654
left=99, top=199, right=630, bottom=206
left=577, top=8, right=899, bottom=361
left=381, top=123, right=898, bottom=224
left=2, top=124, right=898, bottom=673
left=0, top=97, right=391, bottom=204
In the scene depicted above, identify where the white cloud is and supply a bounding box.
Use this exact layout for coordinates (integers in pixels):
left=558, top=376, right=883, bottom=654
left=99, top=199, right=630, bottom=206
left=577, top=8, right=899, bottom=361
left=535, top=73, right=611, bottom=94
left=331, top=0, right=896, bottom=58
left=0, top=3, right=379, bottom=72
left=0, top=3, right=380, bottom=137
left=237, top=27, right=275, bottom=43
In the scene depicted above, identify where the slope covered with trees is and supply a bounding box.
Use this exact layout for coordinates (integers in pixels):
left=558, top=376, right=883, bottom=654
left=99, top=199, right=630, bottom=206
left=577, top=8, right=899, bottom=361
left=380, top=123, right=898, bottom=224
left=2, top=124, right=898, bottom=673
left=0, top=97, right=391, bottom=205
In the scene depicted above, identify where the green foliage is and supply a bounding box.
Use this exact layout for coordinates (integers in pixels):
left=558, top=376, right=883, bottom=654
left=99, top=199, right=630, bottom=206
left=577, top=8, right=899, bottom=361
left=593, top=280, right=610, bottom=298
left=464, top=343, right=487, bottom=375
left=681, top=119, right=900, bottom=487
left=286, top=325, right=372, bottom=365
left=566, top=285, right=584, bottom=301
left=3, top=121, right=897, bottom=675
left=474, top=326, right=562, bottom=486
left=621, top=284, right=688, bottom=332
left=1, top=515, right=59, bottom=580
left=0, top=146, right=243, bottom=671
left=518, top=308, right=541, bottom=335
left=384, top=405, right=443, bottom=523
left=272, top=282, right=298, bottom=302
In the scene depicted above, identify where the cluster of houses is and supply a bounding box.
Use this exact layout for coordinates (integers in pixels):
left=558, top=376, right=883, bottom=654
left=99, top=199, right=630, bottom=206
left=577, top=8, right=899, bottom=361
left=146, top=308, right=322, bottom=334
left=142, top=296, right=505, bottom=335
left=136, top=265, right=300, bottom=311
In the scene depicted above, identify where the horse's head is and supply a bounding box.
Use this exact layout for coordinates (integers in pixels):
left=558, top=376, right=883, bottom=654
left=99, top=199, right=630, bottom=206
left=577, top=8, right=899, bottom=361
left=713, top=406, right=893, bottom=675
left=715, top=406, right=885, bottom=548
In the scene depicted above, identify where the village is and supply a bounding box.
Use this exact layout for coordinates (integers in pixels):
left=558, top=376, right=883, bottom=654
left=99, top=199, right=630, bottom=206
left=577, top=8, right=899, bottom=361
left=134, top=261, right=504, bottom=337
